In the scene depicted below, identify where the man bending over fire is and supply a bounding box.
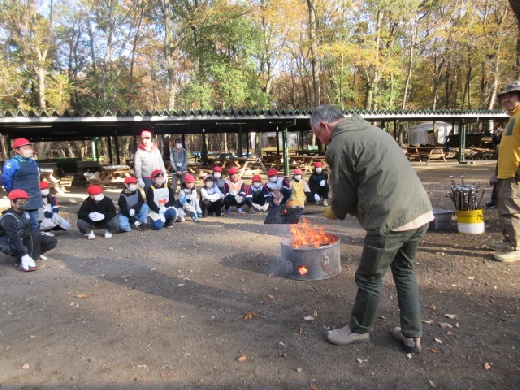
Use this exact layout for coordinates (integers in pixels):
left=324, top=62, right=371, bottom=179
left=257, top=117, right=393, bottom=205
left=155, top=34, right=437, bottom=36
left=311, top=104, right=433, bottom=354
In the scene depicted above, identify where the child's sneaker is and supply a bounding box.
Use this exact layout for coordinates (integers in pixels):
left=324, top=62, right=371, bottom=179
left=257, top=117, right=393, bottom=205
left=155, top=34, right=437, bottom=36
left=38, top=255, right=47, bottom=261
left=85, top=231, right=96, bottom=240
left=391, top=327, right=421, bottom=353
left=322, top=199, right=329, bottom=206
left=261, top=204, right=269, bottom=211
left=137, top=223, right=147, bottom=231
left=104, top=230, right=112, bottom=239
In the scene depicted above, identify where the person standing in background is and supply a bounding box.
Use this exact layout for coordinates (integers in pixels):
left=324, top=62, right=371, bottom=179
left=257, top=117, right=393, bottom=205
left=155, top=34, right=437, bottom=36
left=170, top=138, right=188, bottom=193
left=2, top=138, right=44, bottom=260
left=134, top=130, right=168, bottom=190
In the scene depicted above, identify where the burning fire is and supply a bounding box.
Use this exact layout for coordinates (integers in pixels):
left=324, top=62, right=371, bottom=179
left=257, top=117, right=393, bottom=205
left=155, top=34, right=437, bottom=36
left=289, top=217, right=339, bottom=248
left=298, top=266, right=308, bottom=275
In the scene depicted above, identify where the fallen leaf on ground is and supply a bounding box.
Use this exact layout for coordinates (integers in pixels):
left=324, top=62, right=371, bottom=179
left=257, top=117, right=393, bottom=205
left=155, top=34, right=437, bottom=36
left=237, top=355, right=247, bottom=362
left=406, top=353, right=412, bottom=359
left=434, top=338, right=443, bottom=344
left=428, top=379, right=435, bottom=387
left=484, top=362, right=492, bottom=370
left=29, top=335, right=36, bottom=339
left=439, top=322, right=453, bottom=328
left=310, top=384, right=319, bottom=390
left=378, top=315, right=386, bottom=320
left=429, top=304, right=437, bottom=310
left=279, top=342, right=286, bottom=347
left=296, top=367, right=303, bottom=372
left=430, top=349, right=439, bottom=353
left=137, top=365, right=147, bottom=368
left=313, top=310, right=318, bottom=317
left=422, top=319, right=434, bottom=325
left=244, top=311, right=258, bottom=320
left=21, top=364, right=29, bottom=369
left=268, top=294, right=275, bottom=299
left=445, top=314, right=457, bottom=319
left=74, top=294, right=89, bottom=298
left=303, top=316, right=315, bottom=321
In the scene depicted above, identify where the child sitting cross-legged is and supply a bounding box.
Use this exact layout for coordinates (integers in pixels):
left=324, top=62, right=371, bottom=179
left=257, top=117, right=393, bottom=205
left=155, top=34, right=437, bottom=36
left=146, top=169, right=177, bottom=229
left=178, top=174, right=202, bottom=222
left=118, top=176, right=149, bottom=231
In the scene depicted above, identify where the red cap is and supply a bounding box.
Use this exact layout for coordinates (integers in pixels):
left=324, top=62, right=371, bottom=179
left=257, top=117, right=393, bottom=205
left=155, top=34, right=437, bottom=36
left=87, top=185, right=103, bottom=195
left=185, top=174, right=195, bottom=183
left=141, top=130, right=152, bottom=138
left=40, top=181, right=50, bottom=189
left=13, top=138, right=31, bottom=149
left=8, top=189, right=30, bottom=200
left=124, top=176, right=138, bottom=184
left=252, top=175, right=262, bottom=182
left=151, top=169, right=164, bottom=178
left=293, top=169, right=303, bottom=175
left=228, top=167, right=239, bottom=174
left=213, top=166, right=222, bottom=172
left=267, top=168, right=278, bottom=176
left=314, top=161, right=323, bottom=168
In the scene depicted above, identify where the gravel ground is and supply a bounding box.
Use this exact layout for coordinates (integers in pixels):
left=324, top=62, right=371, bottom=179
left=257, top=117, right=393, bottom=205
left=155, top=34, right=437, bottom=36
left=1, top=161, right=519, bottom=390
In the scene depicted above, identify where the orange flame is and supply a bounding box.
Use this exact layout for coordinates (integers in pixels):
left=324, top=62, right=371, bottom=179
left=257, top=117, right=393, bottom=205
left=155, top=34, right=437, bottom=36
left=289, top=217, right=338, bottom=248
left=298, top=266, right=308, bottom=275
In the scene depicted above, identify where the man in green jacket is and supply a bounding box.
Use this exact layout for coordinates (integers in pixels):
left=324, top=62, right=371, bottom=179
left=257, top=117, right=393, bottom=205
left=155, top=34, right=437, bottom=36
left=311, top=104, right=433, bottom=353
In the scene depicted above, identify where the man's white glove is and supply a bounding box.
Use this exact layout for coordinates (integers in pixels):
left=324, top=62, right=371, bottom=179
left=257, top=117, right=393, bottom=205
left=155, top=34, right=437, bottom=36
left=320, top=180, right=326, bottom=187
left=235, top=195, right=243, bottom=203
left=129, top=209, right=135, bottom=217
left=314, top=193, right=321, bottom=202
left=21, top=254, right=37, bottom=269
left=138, top=178, right=145, bottom=188
left=159, top=207, right=167, bottom=214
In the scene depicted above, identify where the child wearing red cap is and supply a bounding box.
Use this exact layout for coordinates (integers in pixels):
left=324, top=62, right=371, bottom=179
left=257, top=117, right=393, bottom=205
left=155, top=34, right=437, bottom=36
left=211, top=166, right=225, bottom=193
left=2, top=138, right=44, bottom=259
left=245, top=175, right=269, bottom=211
left=145, top=170, right=177, bottom=229
left=178, top=174, right=202, bottom=222
left=265, top=168, right=291, bottom=208
left=200, top=175, right=223, bottom=217
left=39, top=181, right=70, bottom=233
left=118, top=177, right=149, bottom=231
left=289, top=168, right=310, bottom=208
left=223, top=167, right=246, bottom=213
left=77, top=185, right=118, bottom=239
left=307, top=161, right=329, bottom=206
left=0, top=190, right=57, bottom=272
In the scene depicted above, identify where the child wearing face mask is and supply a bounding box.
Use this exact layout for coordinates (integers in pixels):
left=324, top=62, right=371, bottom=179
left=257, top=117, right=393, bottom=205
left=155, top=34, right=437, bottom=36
left=77, top=185, right=119, bottom=239
left=178, top=174, right=202, bottom=222
left=200, top=175, right=223, bottom=217
left=146, top=169, right=177, bottom=229
left=118, top=176, right=149, bottom=232
left=38, top=181, right=70, bottom=233
left=307, top=161, right=329, bottom=206
left=289, top=168, right=310, bottom=208
left=0, top=190, right=57, bottom=272
left=265, top=168, right=292, bottom=208
left=245, top=175, right=269, bottom=212
left=211, top=165, right=226, bottom=193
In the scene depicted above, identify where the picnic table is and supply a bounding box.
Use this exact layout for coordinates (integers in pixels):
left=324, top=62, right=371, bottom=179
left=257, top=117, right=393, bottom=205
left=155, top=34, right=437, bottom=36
left=97, top=164, right=132, bottom=184
left=405, top=146, right=447, bottom=165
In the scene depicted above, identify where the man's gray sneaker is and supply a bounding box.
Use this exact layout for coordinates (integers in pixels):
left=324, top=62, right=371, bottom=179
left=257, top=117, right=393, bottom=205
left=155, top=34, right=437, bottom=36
left=488, top=242, right=514, bottom=252
left=327, top=325, right=369, bottom=346
left=391, top=327, right=421, bottom=353
left=494, top=250, right=520, bottom=262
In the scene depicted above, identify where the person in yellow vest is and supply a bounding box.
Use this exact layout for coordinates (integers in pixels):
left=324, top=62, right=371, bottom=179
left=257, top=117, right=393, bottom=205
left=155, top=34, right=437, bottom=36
left=288, top=168, right=310, bottom=208
left=489, top=80, right=520, bottom=262
left=223, top=167, right=246, bottom=214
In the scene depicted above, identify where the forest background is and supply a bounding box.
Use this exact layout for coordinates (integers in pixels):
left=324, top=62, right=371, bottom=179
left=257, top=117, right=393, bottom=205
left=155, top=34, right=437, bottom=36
left=0, top=0, right=519, bottom=160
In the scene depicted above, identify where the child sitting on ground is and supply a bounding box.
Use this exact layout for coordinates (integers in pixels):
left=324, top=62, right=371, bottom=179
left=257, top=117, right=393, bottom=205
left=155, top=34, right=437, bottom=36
left=178, top=174, right=202, bottom=222
left=146, top=169, right=177, bottom=229
left=289, top=168, right=310, bottom=208
left=118, top=176, right=149, bottom=231
left=39, top=181, right=70, bottom=232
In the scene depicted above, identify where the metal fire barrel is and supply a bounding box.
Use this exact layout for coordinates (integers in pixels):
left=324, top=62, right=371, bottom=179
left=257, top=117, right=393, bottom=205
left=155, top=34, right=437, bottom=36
left=280, top=236, right=341, bottom=281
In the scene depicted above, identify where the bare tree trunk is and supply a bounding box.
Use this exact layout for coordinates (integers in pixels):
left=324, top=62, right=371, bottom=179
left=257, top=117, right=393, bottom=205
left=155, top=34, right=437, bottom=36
left=162, top=0, right=176, bottom=111
left=306, top=0, right=320, bottom=106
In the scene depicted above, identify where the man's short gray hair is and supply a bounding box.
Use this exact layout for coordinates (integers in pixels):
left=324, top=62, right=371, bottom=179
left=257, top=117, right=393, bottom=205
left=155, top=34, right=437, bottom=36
left=310, top=104, right=345, bottom=129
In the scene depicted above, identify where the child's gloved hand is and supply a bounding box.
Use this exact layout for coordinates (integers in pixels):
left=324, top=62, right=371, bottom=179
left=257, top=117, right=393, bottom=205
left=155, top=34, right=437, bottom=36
left=181, top=198, right=187, bottom=205
left=324, top=206, right=338, bottom=220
